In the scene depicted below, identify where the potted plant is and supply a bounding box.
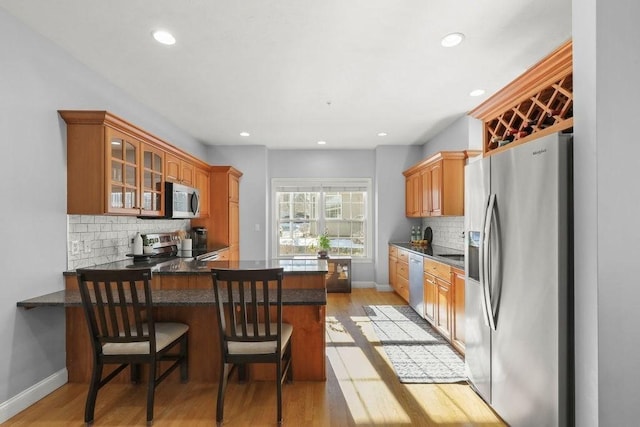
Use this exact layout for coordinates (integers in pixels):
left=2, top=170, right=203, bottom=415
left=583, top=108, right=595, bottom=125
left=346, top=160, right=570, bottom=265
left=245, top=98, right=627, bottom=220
left=316, top=232, right=331, bottom=259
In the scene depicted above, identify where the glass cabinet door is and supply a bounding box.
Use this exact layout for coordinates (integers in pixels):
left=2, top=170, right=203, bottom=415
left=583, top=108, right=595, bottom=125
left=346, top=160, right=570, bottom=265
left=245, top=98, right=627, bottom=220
left=108, top=131, right=139, bottom=214
left=141, top=144, right=164, bottom=216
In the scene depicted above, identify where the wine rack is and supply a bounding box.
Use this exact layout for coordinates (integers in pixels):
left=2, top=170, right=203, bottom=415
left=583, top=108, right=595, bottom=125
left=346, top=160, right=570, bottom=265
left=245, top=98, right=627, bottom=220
left=469, top=40, right=573, bottom=156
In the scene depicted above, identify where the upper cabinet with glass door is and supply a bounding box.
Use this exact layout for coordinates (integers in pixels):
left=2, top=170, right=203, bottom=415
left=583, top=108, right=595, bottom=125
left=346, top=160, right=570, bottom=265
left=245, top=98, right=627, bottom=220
left=61, top=111, right=164, bottom=216
left=108, top=129, right=141, bottom=215
left=141, top=143, right=164, bottom=216
left=60, top=110, right=210, bottom=217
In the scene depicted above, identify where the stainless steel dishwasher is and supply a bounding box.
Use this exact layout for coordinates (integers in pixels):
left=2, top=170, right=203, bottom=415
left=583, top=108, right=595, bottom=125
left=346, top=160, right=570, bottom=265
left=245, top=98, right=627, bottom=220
left=408, top=253, right=424, bottom=318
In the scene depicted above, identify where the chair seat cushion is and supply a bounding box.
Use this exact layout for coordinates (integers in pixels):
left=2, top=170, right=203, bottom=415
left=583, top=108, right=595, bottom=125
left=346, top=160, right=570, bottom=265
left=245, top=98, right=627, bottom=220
left=102, top=322, right=189, bottom=355
left=227, top=323, right=293, bottom=355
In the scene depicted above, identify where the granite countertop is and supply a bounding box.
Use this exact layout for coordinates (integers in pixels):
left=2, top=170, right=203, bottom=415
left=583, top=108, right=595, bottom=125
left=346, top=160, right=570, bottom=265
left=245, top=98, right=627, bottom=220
left=63, top=258, right=329, bottom=276
left=17, top=288, right=326, bottom=309
left=390, top=242, right=464, bottom=269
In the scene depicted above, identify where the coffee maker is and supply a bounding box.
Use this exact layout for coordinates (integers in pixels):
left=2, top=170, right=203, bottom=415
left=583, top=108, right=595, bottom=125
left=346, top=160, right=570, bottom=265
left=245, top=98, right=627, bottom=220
left=192, top=227, right=208, bottom=250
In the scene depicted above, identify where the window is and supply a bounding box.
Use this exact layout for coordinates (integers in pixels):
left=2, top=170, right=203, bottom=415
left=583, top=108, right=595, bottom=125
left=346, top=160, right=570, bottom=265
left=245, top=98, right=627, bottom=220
left=272, top=179, right=372, bottom=259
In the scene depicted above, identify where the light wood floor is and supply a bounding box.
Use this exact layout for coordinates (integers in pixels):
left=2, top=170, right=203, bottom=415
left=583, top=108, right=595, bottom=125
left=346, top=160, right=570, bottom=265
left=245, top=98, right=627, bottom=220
left=4, top=289, right=505, bottom=426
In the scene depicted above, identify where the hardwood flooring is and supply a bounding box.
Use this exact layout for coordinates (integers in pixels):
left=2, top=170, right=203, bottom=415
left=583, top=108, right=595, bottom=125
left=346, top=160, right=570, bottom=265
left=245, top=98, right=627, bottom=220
left=4, top=289, right=505, bottom=426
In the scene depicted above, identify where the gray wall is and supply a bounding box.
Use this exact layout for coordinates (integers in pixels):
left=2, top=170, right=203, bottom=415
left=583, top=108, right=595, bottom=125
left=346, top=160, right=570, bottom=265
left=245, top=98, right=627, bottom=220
left=374, top=145, right=424, bottom=284
left=574, top=0, right=640, bottom=424
left=204, top=146, right=424, bottom=286
left=0, top=8, right=203, bottom=410
left=207, top=145, right=269, bottom=261
left=422, top=114, right=472, bottom=157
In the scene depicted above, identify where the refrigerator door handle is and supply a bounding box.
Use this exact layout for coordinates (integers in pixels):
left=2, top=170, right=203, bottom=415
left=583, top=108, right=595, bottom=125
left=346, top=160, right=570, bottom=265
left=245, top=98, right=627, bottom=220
left=482, top=193, right=497, bottom=331
left=478, top=194, right=493, bottom=328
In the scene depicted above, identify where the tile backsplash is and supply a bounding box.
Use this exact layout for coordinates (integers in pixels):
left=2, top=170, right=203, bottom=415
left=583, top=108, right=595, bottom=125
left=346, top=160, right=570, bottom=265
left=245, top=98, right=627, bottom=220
left=421, top=216, right=465, bottom=251
left=67, top=215, right=190, bottom=270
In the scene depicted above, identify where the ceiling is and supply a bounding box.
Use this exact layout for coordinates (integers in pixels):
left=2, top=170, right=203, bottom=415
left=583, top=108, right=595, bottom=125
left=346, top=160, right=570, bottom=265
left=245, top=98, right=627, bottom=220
left=1, top=0, right=572, bottom=150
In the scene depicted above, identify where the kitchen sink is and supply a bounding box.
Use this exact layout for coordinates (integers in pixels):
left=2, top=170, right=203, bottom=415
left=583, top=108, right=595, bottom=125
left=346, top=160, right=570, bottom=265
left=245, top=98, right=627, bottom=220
left=437, top=254, right=464, bottom=261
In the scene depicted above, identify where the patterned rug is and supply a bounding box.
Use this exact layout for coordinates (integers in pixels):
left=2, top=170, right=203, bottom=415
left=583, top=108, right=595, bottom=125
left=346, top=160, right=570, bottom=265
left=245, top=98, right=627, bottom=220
left=363, top=305, right=466, bottom=383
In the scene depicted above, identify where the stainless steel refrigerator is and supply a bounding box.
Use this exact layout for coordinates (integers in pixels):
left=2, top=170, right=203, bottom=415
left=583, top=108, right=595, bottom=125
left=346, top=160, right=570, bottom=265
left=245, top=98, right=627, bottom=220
left=464, top=133, right=573, bottom=426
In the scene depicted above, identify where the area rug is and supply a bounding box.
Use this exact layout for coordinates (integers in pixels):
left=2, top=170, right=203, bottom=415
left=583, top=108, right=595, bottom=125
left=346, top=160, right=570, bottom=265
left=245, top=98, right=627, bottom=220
left=363, top=304, right=466, bottom=384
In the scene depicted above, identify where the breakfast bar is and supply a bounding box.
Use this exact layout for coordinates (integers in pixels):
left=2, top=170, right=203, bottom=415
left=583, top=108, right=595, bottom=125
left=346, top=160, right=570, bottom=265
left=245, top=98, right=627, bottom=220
left=18, top=258, right=328, bottom=383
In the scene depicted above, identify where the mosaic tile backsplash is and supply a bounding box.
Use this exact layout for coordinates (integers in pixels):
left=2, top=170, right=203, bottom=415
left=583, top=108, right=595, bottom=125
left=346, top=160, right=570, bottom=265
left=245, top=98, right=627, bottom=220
left=67, top=215, right=190, bottom=270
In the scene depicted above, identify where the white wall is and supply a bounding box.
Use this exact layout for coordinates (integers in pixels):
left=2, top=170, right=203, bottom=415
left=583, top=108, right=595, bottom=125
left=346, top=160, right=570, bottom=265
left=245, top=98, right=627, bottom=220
left=574, top=0, right=640, bottom=425
left=0, top=9, right=203, bottom=416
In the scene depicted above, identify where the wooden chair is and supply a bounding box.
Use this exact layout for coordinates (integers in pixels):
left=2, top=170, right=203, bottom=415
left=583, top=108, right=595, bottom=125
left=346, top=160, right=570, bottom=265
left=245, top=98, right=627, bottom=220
left=76, top=268, right=189, bottom=426
left=211, top=268, right=293, bottom=425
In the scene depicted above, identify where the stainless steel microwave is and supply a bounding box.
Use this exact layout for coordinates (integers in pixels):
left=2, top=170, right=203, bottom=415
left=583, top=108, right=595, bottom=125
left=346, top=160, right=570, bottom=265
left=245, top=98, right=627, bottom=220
left=164, top=182, right=200, bottom=219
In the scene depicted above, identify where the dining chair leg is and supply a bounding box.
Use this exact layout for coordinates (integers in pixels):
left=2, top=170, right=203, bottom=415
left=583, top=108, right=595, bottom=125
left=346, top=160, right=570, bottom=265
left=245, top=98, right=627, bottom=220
left=146, top=361, right=157, bottom=425
left=216, top=363, right=231, bottom=424
left=276, top=361, right=283, bottom=424
left=84, top=361, right=103, bottom=424
left=131, top=363, right=141, bottom=383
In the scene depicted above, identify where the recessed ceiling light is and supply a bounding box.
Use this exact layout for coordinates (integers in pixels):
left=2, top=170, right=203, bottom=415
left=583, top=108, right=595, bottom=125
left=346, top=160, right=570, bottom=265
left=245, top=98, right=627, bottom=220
left=152, top=30, right=176, bottom=45
left=377, top=132, right=388, bottom=137
left=441, top=32, right=465, bottom=47
left=239, top=131, right=250, bottom=137
left=469, top=89, right=486, bottom=97
left=317, top=140, right=327, bottom=145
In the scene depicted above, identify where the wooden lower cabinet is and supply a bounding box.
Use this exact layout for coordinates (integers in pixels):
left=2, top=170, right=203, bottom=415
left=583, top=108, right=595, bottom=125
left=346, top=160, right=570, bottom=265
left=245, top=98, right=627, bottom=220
left=389, top=246, right=397, bottom=290
left=423, top=272, right=437, bottom=323
left=436, top=277, right=452, bottom=340
left=394, top=248, right=410, bottom=302
left=388, top=245, right=465, bottom=354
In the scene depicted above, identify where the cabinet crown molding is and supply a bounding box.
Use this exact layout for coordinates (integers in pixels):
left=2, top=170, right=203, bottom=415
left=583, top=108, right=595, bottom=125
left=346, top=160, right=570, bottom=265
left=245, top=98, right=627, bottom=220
left=403, top=151, right=467, bottom=177
left=58, top=110, right=209, bottom=169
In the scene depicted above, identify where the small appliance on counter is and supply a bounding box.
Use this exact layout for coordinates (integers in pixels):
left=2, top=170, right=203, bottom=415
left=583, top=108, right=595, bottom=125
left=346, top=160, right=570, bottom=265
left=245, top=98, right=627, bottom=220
left=192, top=227, right=208, bottom=250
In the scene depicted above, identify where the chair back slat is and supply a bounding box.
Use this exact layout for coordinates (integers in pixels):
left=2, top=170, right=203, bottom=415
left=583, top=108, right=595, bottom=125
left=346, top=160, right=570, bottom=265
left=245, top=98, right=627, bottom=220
left=76, top=269, right=157, bottom=353
left=212, top=268, right=284, bottom=352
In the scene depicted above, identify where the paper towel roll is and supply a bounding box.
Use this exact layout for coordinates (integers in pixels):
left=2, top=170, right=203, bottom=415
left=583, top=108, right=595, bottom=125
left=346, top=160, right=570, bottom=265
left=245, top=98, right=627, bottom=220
left=181, top=238, right=192, bottom=251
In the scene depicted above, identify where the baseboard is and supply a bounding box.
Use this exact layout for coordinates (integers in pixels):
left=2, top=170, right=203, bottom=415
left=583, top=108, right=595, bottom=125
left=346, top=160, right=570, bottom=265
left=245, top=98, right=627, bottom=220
left=0, top=368, right=68, bottom=423
left=352, top=281, right=375, bottom=289
left=375, top=283, right=393, bottom=292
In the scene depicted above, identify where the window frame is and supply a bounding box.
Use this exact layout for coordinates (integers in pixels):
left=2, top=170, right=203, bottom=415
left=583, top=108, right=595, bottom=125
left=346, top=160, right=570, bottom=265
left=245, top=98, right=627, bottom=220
left=271, top=178, right=373, bottom=261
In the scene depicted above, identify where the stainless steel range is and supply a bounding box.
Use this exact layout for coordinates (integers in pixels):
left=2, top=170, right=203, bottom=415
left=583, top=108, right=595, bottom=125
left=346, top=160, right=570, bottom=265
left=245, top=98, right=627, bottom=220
left=139, top=232, right=221, bottom=262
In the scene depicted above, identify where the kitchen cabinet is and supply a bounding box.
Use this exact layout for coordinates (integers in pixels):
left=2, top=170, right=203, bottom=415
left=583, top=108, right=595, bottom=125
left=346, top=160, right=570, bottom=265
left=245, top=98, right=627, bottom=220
left=60, top=110, right=210, bottom=217
left=141, top=143, right=164, bottom=216
left=393, top=248, right=410, bottom=303
left=451, top=268, right=465, bottom=354
left=405, top=172, right=421, bottom=217
left=195, top=166, right=210, bottom=218
left=191, top=166, right=242, bottom=261
left=423, top=271, right=437, bottom=323
left=423, top=258, right=452, bottom=341
left=388, top=245, right=398, bottom=290
left=325, top=257, right=351, bottom=293
left=403, top=151, right=466, bottom=218
left=469, top=40, right=573, bottom=157
left=166, top=152, right=195, bottom=186
left=62, top=112, right=154, bottom=216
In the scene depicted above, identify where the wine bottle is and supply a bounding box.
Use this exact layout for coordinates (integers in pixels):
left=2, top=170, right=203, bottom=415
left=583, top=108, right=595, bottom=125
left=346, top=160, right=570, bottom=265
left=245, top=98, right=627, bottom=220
left=540, top=109, right=561, bottom=128
left=489, top=136, right=500, bottom=150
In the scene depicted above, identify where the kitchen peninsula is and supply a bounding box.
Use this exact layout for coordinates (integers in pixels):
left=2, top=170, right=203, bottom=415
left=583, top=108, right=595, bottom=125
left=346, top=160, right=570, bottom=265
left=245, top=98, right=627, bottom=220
left=18, top=258, right=328, bottom=383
